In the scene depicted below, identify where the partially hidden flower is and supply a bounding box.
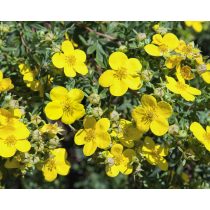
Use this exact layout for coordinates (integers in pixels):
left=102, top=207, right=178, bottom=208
left=166, top=74, right=201, bottom=101
left=132, top=94, right=173, bottom=136
left=44, top=86, right=85, bottom=124
left=176, top=65, right=194, bottom=80
left=185, top=21, right=203, bottom=33
left=40, top=123, right=64, bottom=136
left=141, top=136, right=168, bottom=171
left=144, top=33, right=179, bottom=56
left=42, top=148, right=71, bottom=182
left=74, top=117, right=111, bottom=156
left=52, top=40, right=88, bottom=77
left=104, top=143, right=136, bottom=177
left=190, top=122, right=210, bottom=152
left=111, top=119, right=143, bottom=148
left=0, top=70, right=14, bottom=93
left=99, top=52, right=142, bottom=96
left=198, top=63, right=210, bottom=84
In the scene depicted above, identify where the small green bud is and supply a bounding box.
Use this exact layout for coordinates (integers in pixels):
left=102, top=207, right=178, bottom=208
left=118, top=45, right=128, bottom=53
left=88, top=93, right=100, bottom=105
left=154, top=87, right=165, bottom=98
left=178, top=130, right=188, bottom=137
left=136, top=33, right=146, bottom=41
left=110, top=110, right=120, bottom=121
left=141, top=69, right=153, bottom=82
left=92, top=107, right=103, bottom=118
left=168, top=124, right=179, bottom=135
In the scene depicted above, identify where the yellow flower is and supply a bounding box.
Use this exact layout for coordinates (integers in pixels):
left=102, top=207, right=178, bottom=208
left=99, top=52, right=142, bottom=96
left=4, top=158, right=20, bottom=169
left=40, top=123, right=64, bottom=136
left=42, top=148, right=71, bottom=182
left=74, top=117, right=111, bottom=156
left=141, top=136, right=168, bottom=171
left=104, top=143, right=136, bottom=177
left=111, top=119, right=143, bottom=148
left=200, top=63, right=210, bottom=84
left=0, top=70, right=14, bottom=92
left=52, top=40, right=88, bottom=77
left=144, top=33, right=179, bottom=56
left=166, top=74, right=201, bottom=101
left=175, top=40, right=203, bottom=64
left=165, top=55, right=183, bottom=69
left=176, top=65, right=194, bottom=80
left=190, top=122, right=210, bottom=152
left=44, top=86, right=85, bottom=124
left=0, top=121, right=31, bottom=158
left=185, top=21, right=203, bottom=33
left=132, top=94, right=172, bottom=136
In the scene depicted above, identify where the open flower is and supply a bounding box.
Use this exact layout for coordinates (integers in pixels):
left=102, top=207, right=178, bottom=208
left=74, top=117, right=111, bottom=156
left=165, top=55, right=183, bottom=69
left=0, top=70, right=14, bottom=93
left=185, top=21, right=203, bottom=33
left=99, top=52, right=142, bottom=96
left=44, top=86, right=85, bottom=124
left=141, top=136, right=168, bottom=171
left=190, top=122, right=210, bottom=152
left=166, top=74, right=201, bottom=101
left=104, top=143, right=136, bottom=177
left=40, top=123, right=64, bottom=136
left=176, top=65, right=194, bottom=80
left=111, top=119, right=143, bottom=148
left=52, top=40, right=88, bottom=77
left=42, top=148, right=71, bottom=182
left=0, top=121, right=31, bottom=158
left=132, top=94, right=172, bottom=136
left=144, top=33, right=179, bottom=56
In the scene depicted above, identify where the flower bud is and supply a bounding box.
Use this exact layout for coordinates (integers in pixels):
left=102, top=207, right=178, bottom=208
left=141, top=70, right=153, bottom=82
left=92, top=107, right=103, bottom=118
left=154, top=87, right=164, bottom=98
left=88, top=93, right=100, bottom=105
left=31, top=115, right=42, bottom=125
left=110, top=110, right=120, bottom=121
left=136, top=33, right=146, bottom=41
left=178, top=130, right=188, bottom=137
left=168, top=124, right=179, bottom=135
left=197, top=64, right=207, bottom=74
left=118, top=45, right=128, bottom=53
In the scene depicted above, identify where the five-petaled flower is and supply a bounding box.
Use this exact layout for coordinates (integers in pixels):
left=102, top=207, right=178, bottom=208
left=52, top=40, right=88, bottom=77
left=44, top=86, right=85, bottom=124
left=111, top=119, right=143, bottom=148
left=104, top=143, right=136, bottom=177
left=144, top=33, right=179, bottom=56
left=141, top=136, right=168, bottom=171
left=190, top=122, right=210, bottom=152
left=74, top=117, right=111, bottom=156
left=132, top=94, right=173, bottom=136
left=166, top=73, right=201, bottom=101
left=42, top=148, right=71, bottom=182
left=99, top=52, right=142, bottom=96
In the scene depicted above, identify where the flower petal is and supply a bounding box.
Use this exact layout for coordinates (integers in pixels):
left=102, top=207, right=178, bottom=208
left=142, top=136, right=155, bottom=152
left=15, top=140, right=31, bottom=153
left=50, top=86, right=68, bottom=101
left=95, top=132, right=111, bottom=149
left=190, top=122, right=206, bottom=144
left=105, top=165, right=119, bottom=177
left=125, top=75, right=142, bottom=90
left=150, top=118, right=169, bottom=136
left=42, top=167, right=57, bottom=182
left=74, top=129, right=87, bottom=145
left=83, top=141, right=97, bottom=156
left=180, top=91, right=195, bottom=101
left=83, top=117, right=96, bottom=129
left=111, top=144, right=123, bottom=156
left=141, top=94, right=157, bottom=108
left=74, top=49, right=86, bottom=63
left=99, top=70, right=114, bottom=87
left=187, top=86, right=201, bottom=95
left=127, top=58, right=142, bottom=73
left=157, top=101, right=173, bottom=118
left=45, top=101, right=63, bottom=120
left=109, top=52, right=128, bottom=70
left=52, top=53, right=65, bottom=68
left=61, top=40, right=74, bottom=55
left=96, top=118, right=110, bottom=131
left=157, top=157, right=168, bottom=171
left=74, top=63, right=88, bottom=75
left=163, top=33, right=179, bottom=50
left=201, top=72, right=210, bottom=84
left=144, top=44, right=161, bottom=56
left=109, top=79, right=128, bottom=96
left=0, top=141, right=16, bottom=158
left=68, top=88, right=84, bottom=102
left=64, top=65, right=76, bottom=77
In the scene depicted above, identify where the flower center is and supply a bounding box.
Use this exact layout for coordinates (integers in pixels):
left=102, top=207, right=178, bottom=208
left=46, top=159, right=56, bottom=171
left=65, top=55, right=76, bottom=66
left=4, top=136, right=16, bottom=146
left=84, top=129, right=95, bottom=142
left=114, top=155, right=123, bottom=166
left=159, top=44, right=168, bottom=53
left=114, top=68, right=127, bottom=80
left=62, top=100, right=73, bottom=116
left=142, top=109, right=156, bottom=124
